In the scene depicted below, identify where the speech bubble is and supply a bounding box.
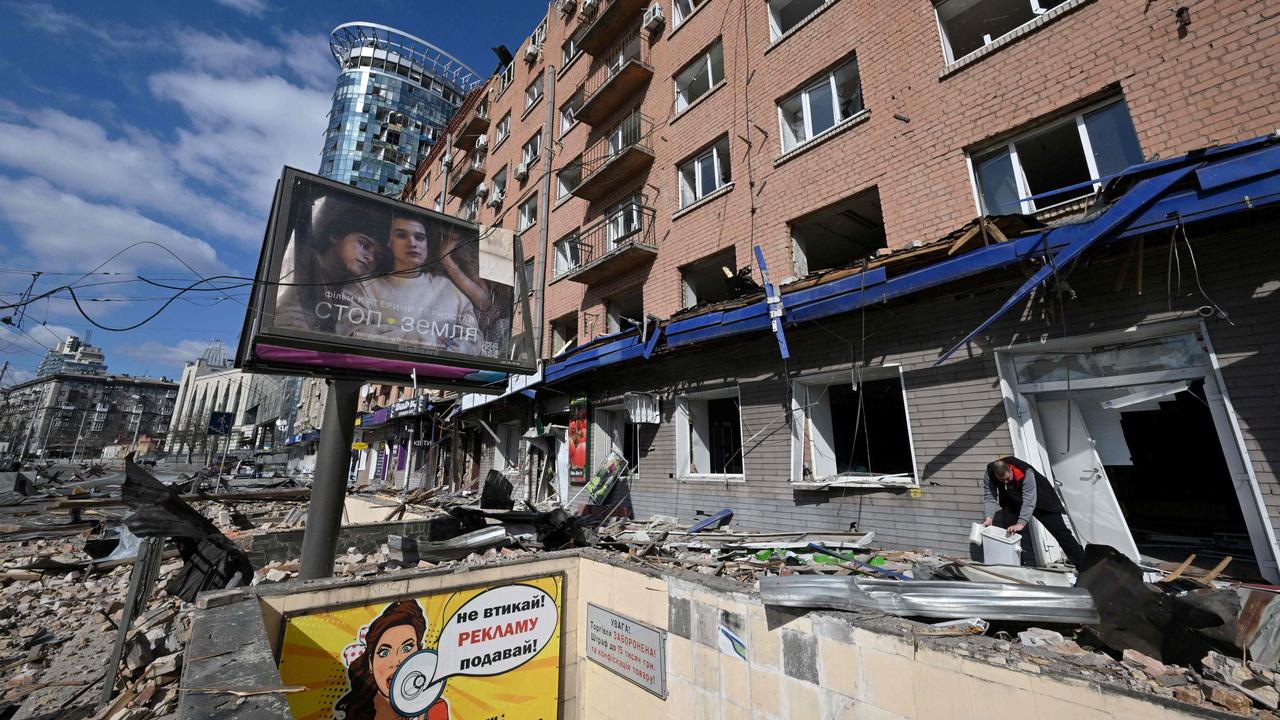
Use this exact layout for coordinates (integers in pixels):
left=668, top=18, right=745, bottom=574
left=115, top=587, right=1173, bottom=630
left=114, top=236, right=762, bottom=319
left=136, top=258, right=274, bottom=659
left=389, top=584, right=558, bottom=716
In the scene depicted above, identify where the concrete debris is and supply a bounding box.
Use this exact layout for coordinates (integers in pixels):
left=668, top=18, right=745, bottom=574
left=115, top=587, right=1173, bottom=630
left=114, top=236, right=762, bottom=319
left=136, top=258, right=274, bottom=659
left=2, top=461, right=1277, bottom=719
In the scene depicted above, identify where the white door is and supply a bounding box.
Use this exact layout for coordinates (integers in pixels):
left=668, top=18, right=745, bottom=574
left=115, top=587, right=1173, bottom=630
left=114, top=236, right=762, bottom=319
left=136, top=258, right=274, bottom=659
left=1036, top=398, right=1141, bottom=560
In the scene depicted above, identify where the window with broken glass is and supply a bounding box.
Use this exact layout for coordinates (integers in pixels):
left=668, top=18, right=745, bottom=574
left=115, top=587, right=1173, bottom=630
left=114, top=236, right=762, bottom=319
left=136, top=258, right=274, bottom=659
left=970, top=97, right=1143, bottom=216
left=778, top=55, right=863, bottom=153
left=935, top=0, right=1073, bottom=64
left=792, top=367, right=917, bottom=487
left=677, top=390, right=744, bottom=479
left=677, top=136, right=731, bottom=208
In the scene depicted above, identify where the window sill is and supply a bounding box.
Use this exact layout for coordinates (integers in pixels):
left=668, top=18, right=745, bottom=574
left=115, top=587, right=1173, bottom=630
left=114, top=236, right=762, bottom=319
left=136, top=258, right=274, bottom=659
left=938, top=0, right=1095, bottom=79
left=669, top=80, right=726, bottom=127
left=493, top=135, right=509, bottom=153
left=773, top=109, right=870, bottom=167
left=553, top=192, right=575, bottom=210
left=667, top=0, right=714, bottom=40
left=791, top=474, right=916, bottom=490
left=521, top=99, right=544, bottom=121
left=763, top=0, right=841, bottom=55
left=672, top=182, right=734, bottom=220
left=680, top=473, right=745, bottom=484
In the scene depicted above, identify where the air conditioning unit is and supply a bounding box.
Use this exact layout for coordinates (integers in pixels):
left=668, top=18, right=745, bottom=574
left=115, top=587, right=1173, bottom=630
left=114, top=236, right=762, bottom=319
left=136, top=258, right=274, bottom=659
left=441, top=152, right=453, bottom=168
left=515, top=163, right=529, bottom=181
left=476, top=182, right=489, bottom=197
left=557, top=0, right=576, bottom=14
left=487, top=191, right=504, bottom=208
left=475, top=134, right=488, bottom=151
left=582, top=0, right=598, bottom=12
left=643, top=3, right=664, bottom=31
left=524, top=43, right=542, bottom=62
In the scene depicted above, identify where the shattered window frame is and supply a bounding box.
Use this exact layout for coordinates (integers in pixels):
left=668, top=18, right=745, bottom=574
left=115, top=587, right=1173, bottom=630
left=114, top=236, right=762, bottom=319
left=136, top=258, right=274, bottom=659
left=790, top=365, right=920, bottom=489
left=675, top=386, right=746, bottom=482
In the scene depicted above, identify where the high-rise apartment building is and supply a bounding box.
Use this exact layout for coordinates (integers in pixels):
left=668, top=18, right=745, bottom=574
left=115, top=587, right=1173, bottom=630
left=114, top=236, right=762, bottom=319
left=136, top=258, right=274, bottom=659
left=320, top=22, right=483, bottom=196
left=408, top=0, right=1280, bottom=581
left=35, top=335, right=107, bottom=378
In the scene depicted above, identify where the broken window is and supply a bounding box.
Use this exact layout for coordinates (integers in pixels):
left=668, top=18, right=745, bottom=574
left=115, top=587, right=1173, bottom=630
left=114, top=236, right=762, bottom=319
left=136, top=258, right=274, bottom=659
left=605, top=288, right=643, bottom=333
left=971, top=98, right=1143, bottom=215
left=677, top=390, right=744, bottom=477
left=778, top=55, right=863, bottom=152
left=494, top=111, right=511, bottom=145
left=525, top=72, right=545, bottom=111
left=560, top=89, right=583, bottom=135
left=523, top=257, right=535, bottom=294
left=521, top=132, right=542, bottom=167
left=767, top=0, right=830, bottom=41
left=557, top=157, right=582, bottom=199
left=550, top=312, right=578, bottom=355
left=594, top=409, right=640, bottom=473
left=677, top=136, right=731, bottom=208
left=605, top=193, right=645, bottom=245
left=553, top=232, right=582, bottom=277
left=793, top=367, right=917, bottom=486
left=517, top=192, right=539, bottom=232
left=935, top=0, right=1072, bottom=63
left=680, top=248, right=737, bottom=308
left=673, top=0, right=708, bottom=26
left=495, top=422, right=523, bottom=473
left=674, top=41, right=724, bottom=113
left=790, top=186, right=885, bottom=276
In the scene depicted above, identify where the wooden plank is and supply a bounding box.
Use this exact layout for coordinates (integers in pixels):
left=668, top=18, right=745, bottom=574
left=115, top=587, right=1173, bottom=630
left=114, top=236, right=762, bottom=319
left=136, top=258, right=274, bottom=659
left=1161, top=554, right=1196, bottom=583
left=1200, top=556, right=1232, bottom=583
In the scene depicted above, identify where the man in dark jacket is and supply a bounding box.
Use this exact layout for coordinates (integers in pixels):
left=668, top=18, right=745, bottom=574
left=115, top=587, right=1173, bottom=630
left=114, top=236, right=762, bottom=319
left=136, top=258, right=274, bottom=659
left=983, top=456, right=1087, bottom=567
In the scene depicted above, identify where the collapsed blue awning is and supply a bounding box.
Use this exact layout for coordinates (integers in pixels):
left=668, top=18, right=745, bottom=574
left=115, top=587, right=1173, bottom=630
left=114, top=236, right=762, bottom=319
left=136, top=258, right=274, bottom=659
left=934, top=166, right=1196, bottom=364
left=540, top=134, right=1280, bottom=386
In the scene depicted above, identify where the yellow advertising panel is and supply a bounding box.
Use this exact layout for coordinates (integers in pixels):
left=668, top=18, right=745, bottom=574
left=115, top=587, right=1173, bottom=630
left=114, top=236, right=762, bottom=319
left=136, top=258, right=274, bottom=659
left=277, top=573, right=562, bottom=720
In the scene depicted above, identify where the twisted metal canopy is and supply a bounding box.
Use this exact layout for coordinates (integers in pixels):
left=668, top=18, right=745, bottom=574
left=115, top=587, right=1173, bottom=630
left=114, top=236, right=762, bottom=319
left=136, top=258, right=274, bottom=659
left=329, top=22, right=482, bottom=92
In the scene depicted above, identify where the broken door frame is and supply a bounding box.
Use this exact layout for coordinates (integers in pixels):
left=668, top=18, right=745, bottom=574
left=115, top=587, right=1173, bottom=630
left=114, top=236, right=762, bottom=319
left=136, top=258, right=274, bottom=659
left=995, top=320, right=1280, bottom=582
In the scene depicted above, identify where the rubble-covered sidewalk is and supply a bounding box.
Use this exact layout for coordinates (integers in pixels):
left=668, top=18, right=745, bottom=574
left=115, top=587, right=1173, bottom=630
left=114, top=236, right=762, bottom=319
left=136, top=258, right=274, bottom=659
left=1, top=463, right=1277, bottom=719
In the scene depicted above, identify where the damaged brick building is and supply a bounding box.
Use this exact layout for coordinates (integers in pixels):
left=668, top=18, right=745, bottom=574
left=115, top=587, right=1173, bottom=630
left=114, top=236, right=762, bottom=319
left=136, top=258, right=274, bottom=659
left=402, top=0, right=1280, bottom=582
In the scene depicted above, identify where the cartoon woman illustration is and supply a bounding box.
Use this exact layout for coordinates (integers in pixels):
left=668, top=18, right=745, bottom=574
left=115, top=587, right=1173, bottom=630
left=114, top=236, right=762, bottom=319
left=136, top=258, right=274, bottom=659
left=334, top=600, right=450, bottom=720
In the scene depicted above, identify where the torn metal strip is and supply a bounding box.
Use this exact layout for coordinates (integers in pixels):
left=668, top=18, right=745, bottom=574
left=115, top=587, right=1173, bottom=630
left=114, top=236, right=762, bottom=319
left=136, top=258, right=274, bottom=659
left=760, top=576, right=1100, bottom=624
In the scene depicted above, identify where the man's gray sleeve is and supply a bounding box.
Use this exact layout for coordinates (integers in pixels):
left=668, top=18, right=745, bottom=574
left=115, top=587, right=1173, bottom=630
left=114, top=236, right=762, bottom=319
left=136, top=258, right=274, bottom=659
left=1018, top=469, right=1038, bottom=526
left=982, top=471, right=997, bottom=519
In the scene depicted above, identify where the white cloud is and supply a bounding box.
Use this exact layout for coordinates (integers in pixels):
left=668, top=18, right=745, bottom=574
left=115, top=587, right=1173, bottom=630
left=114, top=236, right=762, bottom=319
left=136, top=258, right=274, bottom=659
left=0, top=109, right=258, bottom=243
left=0, top=321, right=74, bottom=378
left=214, top=0, right=269, bottom=16
left=0, top=175, right=225, bottom=276
left=149, top=71, right=330, bottom=210
left=176, top=30, right=333, bottom=91
left=119, top=338, right=216, bottom=367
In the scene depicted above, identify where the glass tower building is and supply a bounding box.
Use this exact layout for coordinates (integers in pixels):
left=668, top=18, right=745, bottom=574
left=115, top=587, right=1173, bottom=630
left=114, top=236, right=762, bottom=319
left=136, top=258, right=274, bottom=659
left=321, top=23, right=482, bottom=196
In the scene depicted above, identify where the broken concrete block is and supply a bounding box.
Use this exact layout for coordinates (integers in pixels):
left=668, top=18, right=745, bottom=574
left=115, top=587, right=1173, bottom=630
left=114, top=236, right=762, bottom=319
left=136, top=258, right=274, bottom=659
left=1123, top=648, right=1173, bottom=677
left=146, top=652, right=182, bottom=679
left=1018, top=628, right=1064, bottom=647
left=1172, top=685, right=1204, bottom=705
left=1204, top=682, right=1253, bottom=715
left=264, top=568, right=289, bottom=583
left=123, top=636, right=154, bottom=675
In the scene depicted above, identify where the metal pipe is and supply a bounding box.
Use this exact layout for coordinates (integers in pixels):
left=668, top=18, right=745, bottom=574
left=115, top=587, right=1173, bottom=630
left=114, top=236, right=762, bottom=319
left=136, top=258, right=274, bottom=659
left=298, top=378, right=361, bottom=580
left=534, top=64, right=556, bottom=359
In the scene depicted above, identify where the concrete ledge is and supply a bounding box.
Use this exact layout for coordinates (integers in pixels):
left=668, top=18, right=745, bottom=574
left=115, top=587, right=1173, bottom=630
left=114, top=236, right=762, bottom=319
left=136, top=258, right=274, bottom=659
left=180, top=597, right=293, bottom=719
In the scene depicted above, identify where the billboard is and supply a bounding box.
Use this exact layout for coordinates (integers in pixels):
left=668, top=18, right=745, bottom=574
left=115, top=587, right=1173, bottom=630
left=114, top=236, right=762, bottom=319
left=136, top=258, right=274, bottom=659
left=237, top=168, right=536, bottom=391
left=277, top=574, right=562, bottom=720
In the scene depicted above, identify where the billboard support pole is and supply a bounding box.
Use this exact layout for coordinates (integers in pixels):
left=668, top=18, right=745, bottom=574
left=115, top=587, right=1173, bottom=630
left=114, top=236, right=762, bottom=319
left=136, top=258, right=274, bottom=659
left=299, top=378, right=360, bottom=580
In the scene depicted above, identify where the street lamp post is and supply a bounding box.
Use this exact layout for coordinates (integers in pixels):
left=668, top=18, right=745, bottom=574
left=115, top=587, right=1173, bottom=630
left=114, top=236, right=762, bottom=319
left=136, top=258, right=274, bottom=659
left=130, top=394, right=145, bottom=457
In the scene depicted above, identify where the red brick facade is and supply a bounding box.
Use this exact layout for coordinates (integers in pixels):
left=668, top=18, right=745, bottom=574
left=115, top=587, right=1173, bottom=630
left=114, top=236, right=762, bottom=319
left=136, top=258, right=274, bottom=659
left=408, top=0, right=1280, bottom=361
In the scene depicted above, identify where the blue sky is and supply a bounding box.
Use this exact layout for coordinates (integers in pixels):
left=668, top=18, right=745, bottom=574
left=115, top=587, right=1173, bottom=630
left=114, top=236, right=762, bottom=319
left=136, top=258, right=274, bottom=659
left=0, top=0, right=546, bottom=387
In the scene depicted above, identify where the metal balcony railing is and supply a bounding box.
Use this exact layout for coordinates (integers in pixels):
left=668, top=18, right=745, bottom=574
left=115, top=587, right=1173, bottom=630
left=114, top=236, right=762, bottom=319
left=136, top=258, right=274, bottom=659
left=447, top=151, right=486, bottom=197
left=572, top=112, right=654, bottom=201
left=577, top=28, right=652, bottom=126
left=560, top=200, right=658, bottom=283
left=576, top=0, right=648, bottom=55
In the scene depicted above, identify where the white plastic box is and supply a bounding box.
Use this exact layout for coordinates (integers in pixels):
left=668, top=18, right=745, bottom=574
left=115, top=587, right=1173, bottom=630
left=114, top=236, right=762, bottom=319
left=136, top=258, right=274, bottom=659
left=979, top=525, right=1023, bottom=565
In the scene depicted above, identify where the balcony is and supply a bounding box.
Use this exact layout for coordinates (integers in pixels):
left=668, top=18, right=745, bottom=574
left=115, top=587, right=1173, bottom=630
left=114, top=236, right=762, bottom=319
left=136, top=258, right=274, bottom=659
left=576, top=29, right=653, bottom=126
left=570, top=112, right=654, bottom=202
left=454, top=103, right=490, bottom=152
left=447, top=152, right=486, bottom=198
left=560, top=200, right=657, bottom=284
left=576, top=0, right=649, bottom=56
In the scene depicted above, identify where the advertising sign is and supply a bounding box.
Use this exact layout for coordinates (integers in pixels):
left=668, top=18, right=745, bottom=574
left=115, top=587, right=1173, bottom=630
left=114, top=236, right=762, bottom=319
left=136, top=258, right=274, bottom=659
left=585, top=450, right=628, bottom=504
left=277, top=573, right=562, bottom=720
left=237, top=167, right=536, bottom=391
left=585, top=603, right=666, bottom=698
left=568, top=398, right=588, bottom=485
